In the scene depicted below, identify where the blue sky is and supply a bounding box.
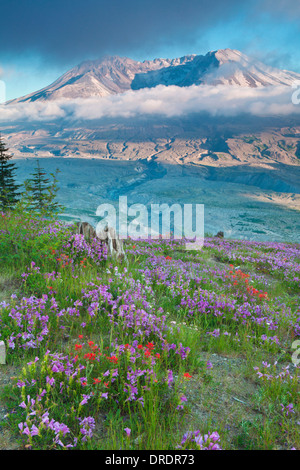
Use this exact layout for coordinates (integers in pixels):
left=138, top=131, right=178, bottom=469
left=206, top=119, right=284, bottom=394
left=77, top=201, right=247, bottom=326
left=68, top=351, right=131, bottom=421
left=1, top=0, right=300, bottom=101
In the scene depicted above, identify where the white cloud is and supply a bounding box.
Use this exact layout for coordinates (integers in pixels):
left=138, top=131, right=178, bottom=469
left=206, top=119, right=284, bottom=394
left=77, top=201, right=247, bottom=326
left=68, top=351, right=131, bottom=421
left=0, top=83, right=299, bottom=122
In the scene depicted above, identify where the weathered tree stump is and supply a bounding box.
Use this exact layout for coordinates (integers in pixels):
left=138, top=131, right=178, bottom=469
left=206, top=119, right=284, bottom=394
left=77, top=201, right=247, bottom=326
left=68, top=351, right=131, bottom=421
left=215, top=231, right=224, bottom=239
left=97, top=225, right=127, bottom=263
left=74, top=221, right=97, bottom=240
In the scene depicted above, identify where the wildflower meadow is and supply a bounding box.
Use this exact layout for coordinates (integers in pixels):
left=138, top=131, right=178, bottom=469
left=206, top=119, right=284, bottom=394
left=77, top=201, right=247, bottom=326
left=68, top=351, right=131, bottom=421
left=0, top=211, right=299, bottom=451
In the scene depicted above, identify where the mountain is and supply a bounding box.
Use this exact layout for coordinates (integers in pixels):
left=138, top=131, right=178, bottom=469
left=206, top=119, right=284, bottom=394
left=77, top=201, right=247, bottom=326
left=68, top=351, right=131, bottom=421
left=132, top=49, right=300, bottom=89
left=3, top=48, right=300, bottom=185
left=8, top=55, right=196, bottom=103
left=8, top=49, right=300, bottom=104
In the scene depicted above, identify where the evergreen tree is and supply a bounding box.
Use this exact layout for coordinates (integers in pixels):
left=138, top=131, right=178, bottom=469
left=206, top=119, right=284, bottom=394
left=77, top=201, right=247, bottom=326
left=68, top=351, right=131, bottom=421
left=26, top=159, right=51, bottom=210
left=0, top=134, right=21, bottom=210
left=25, top=160, right=62, bottom=214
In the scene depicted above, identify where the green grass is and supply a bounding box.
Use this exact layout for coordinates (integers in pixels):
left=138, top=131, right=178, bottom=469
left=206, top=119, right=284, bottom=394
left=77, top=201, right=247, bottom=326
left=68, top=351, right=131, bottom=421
left=0, top=210, right=299, bottom=450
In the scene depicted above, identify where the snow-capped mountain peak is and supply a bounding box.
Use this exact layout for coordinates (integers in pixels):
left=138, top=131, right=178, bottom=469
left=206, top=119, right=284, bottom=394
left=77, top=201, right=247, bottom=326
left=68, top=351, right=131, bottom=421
left=7, top=49, right=300, bottom=104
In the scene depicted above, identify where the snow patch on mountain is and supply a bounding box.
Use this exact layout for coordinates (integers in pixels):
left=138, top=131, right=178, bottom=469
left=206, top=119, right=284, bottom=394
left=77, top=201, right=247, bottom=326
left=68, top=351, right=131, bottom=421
left=8, top=49, right=300, bottom=105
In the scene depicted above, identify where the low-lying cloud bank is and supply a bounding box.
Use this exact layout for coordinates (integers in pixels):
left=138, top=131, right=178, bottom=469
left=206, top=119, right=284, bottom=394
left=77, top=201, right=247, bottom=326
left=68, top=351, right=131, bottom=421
left=0, top=84, right=300, bottom=122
